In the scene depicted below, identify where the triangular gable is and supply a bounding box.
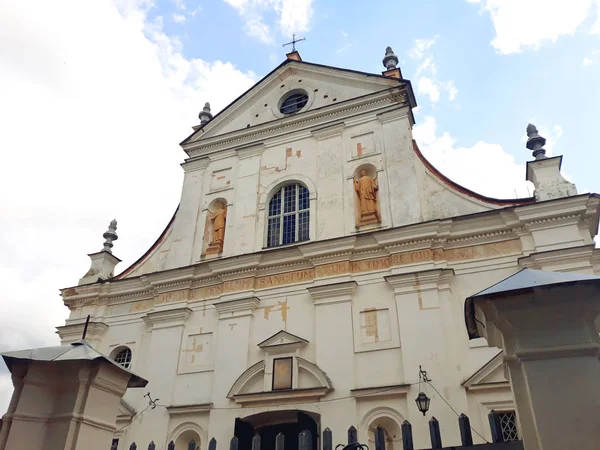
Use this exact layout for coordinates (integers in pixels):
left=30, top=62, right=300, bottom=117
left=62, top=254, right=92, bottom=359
left=117, top=398, right=135, bottom=420
left=258, top=330, right=308, bottom=349
left=463, top=352, right=510, bottom=391
left=181, top=59, right=412, bottom=146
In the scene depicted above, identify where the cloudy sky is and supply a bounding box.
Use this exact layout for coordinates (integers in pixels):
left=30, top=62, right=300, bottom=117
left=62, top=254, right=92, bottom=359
left=1, top=0, right=599, bottom=411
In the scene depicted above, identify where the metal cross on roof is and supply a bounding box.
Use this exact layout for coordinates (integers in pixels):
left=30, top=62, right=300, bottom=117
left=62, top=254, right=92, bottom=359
left=283, top=33, right=306, bottom=52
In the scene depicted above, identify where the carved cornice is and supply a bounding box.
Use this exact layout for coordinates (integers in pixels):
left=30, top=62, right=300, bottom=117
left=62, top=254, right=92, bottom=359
left=166, top=403, right=212, bottom=415
left=143, top=307, right=192, bottom=330
left=57, top=321, right=108, bottom=344
left=385, top=269, right=454, bottom=294
left=213, top=296, right=260, bottom=318
left=181, top=157, right=210, bottom=173
left=307, top=281, right=357, bottom=305
left=60, top=195, right=600, bottom=318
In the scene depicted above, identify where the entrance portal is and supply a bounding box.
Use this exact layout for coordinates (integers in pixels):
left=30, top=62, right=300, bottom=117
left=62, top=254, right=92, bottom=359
left=235, top=411, right=319, bottom=450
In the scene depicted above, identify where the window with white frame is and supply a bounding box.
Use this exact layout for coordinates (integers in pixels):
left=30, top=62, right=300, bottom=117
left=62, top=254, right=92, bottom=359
left=113, top=347, right=132, bottom=369
left=266, top=183, right=310, bottom=247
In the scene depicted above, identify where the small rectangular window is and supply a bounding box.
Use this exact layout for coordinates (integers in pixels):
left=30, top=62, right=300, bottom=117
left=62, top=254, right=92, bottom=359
left=493, top=410, right=520, bottom=442
left=272, top=357, right=293, bottom=390
left=111, top=439, right=119, bottom=450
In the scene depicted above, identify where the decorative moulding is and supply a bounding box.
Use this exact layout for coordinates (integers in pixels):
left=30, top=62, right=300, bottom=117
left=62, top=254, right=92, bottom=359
left=518, top=244, right=595, bottom=272
left=350, top=383, right=411, bottom=399
left=310, top=122, right=345, bottom=140
left=228, top=360, right=266, bottom=397
left=56, top=321, right=108, bottom=344
left=236, top=142, right=265, bottom=160
left=213, top=296, right=260, bottom=318
left=143, top=307, right=192, bottom=330
left=166, top=403, right=212, bottom=416
left=181, top=157, right=210, bottom=173
left=462, top=352, right=510, bottom=391
left=385, top=269, right=454, bottom=294
left=307, top=281, right=357, bottom=304
left=230, top=387, right=330, bottom=406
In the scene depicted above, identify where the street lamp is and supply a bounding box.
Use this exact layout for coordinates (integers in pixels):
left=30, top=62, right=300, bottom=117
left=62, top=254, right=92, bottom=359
left=415, top=391, right=431, bottom=416
left=416, top=365, right=431, bottom=416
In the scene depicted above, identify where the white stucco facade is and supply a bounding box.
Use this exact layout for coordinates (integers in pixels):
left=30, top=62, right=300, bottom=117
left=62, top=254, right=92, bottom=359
left=57, top=53, right=600, bottom=450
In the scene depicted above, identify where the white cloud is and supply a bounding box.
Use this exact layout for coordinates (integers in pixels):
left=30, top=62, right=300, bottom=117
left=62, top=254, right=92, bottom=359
left=467, top=0, right=599, bottom=54
left=583, top=57, right=594, bottom=65
left=413, top=116, right=533, bottom=198
left=409, top=37, right=458, bottom=104
left=222, top=0, right=314, bottom=44
left=408, top=37, right=437, bottom=59
left=418, top=77, right=441, bottom=103
left=173, top=13, right=186, bottom=23
left=0, top=0, right=256, bottom=413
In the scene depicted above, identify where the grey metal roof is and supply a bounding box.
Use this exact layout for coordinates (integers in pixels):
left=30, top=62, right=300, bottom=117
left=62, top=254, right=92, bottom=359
left=1, top=340, right=147, bottom=388
left=467, top=268, right=600, bottom=300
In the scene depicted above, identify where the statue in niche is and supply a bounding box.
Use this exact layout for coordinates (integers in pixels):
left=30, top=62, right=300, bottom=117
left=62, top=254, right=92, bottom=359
left=354, top=169, right=380, bottom=226
left=205, top=200, right=227, bottom=255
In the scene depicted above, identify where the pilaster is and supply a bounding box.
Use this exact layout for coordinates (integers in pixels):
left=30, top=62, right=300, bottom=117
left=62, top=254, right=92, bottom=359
left=384, top=269, right=463, bottom=448
left=212, top=297, right=260, bottom=407
left=307, top=280, right=356, bottom=433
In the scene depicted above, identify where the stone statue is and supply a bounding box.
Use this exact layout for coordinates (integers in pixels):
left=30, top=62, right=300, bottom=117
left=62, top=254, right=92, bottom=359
left=354, top=169, right=380, bottom=226
left=209, top=201, right=227, bottom=248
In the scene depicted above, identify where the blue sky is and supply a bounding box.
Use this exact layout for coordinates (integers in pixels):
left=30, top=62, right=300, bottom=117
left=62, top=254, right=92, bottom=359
left=1, top=0, right=599, bottom=411
left=147, top=0, right=600, bottom=193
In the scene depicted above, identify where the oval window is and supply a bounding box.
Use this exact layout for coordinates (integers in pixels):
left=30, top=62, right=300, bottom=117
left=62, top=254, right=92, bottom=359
left=280, top=91, right=308, bottom=115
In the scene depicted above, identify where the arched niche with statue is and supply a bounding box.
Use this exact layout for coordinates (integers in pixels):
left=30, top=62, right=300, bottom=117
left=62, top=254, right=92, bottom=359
left=202, top=198, right=228, bottom=258
left=353, top=164, right=381, bottom=227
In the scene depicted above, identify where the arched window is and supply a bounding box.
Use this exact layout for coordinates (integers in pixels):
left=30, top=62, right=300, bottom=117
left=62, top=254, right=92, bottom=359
left=267, top=183, right=310, bottom=247
left=113, top=347, right=132, bottom=369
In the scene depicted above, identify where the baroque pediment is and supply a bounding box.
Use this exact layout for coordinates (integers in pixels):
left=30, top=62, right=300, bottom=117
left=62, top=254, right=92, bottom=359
left=257, top=330, right=308, bottom=352
left=182, top=59, right=409, bottom=146
left=463, top=352, right=509, bottom=390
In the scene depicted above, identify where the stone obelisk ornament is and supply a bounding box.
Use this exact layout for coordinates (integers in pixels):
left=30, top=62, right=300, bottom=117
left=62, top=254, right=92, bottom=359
left=354, top=169, right=380, bottom=226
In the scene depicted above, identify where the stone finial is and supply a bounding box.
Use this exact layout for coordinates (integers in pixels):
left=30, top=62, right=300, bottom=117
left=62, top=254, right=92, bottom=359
left=382, top=46, right=399, bottom=70
left=102, top=219, right=118, bottom=253
left=526, top=123, right=547, bottom=160
left=199, top=102, right=213, bottom=125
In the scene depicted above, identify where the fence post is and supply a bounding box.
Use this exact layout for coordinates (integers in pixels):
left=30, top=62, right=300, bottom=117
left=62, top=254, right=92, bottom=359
left=129, top=444, right=137, bottom=450
left=429, top=417, right=442, bottom=449
left=348, top=426, right=358, bottom=444
left=323, top=428, right=332, bottom=450
left=252, top=434, right=261, bottom=450
left=230, top=435, right=239, bottom=450
left=375, top=426, right=386, bottom=450
left=209, top=437, right=217, bottom=450
left=299, top=429, right=312, bottom=450
left=401, top=420, right=414, bottom=450
left=458, top=413, right=473, bottom=446
left=275, top=432, right=285, bottom=450
left=189, top=440, right=198, bottom=450
left=168, top=441, right=175, bottom=450
left=488, top=410, right=503, bottom=443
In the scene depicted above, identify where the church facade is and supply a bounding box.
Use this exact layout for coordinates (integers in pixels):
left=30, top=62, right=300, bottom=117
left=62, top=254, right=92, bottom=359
left=58, top=49, right=600, bottom=450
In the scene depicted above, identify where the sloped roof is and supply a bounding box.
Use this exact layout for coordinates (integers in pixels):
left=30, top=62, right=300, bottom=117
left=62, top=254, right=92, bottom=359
left=468, top=268, right=600, bottom=300
left=1, top=340, right=148, bottom=388
left=464, top=268, right=600, bottom=339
